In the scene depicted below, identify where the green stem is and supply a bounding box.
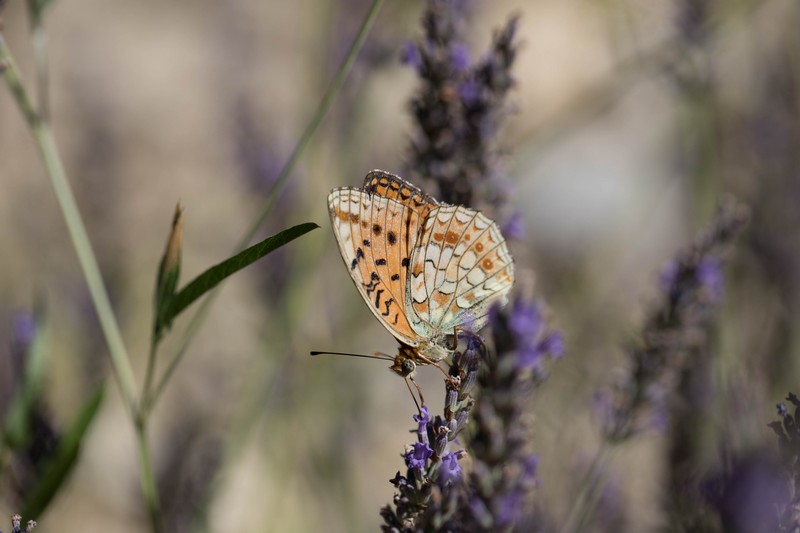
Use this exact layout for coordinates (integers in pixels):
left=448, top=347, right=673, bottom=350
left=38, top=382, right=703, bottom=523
left=136, top=418, right=161, bottom=533
left=31, top=20, right=50, bottom=122
left=0, top=35, right=38, bottom=125
left=2, top=29, right=159, bottom=531
left=142, top=337, right=158, bottom=402
left=559, top=442, right=613, bottom=533
left=144, top=0, right=385, bottom=411
left=0, top=33, right=140, bottom=419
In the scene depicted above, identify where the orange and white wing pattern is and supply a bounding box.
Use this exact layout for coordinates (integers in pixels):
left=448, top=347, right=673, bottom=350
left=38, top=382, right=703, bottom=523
left=327, top=170, right=437, bottom=347
left=407, top=203, right=514, bottom=336
left=361, top=170, right=438, bottom=218
left=329, top=169, right=514, bottom=354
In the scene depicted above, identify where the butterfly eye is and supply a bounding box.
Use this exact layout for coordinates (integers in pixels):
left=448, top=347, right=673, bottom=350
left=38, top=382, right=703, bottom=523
left=402, top=359, right=416, bottom=376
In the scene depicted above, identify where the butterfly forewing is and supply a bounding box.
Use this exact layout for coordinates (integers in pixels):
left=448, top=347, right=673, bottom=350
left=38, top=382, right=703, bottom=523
left=328, top=186, right=429, bottom=347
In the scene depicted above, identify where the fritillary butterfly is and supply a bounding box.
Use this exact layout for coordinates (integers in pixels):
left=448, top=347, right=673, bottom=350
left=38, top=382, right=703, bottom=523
left=328, top=170, right=515, bottom=378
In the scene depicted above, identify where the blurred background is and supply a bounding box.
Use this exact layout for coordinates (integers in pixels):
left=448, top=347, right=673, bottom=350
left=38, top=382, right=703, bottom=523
left=1, top=0, right=798, bottom=531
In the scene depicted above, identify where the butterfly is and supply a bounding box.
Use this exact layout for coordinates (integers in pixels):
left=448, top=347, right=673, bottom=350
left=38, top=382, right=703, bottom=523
left=327, top=170, right=515, bottom=383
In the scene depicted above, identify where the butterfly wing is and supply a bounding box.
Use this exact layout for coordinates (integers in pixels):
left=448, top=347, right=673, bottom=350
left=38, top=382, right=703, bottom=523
left=407, top=204, right=514, bottom=336
left=328, top=173, right=437, bottom=347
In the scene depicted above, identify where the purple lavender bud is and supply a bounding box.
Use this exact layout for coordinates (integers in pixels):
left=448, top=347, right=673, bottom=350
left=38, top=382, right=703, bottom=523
left=459, top=342, right=481, bottom=370
left=459, top=369, right=477, bottom=399
left=390, top=471, right=408, bottom=488
left=502, top=211, right=525, bottom=241
left=405, top=442, right=433, bottom=470
left=447, top=418, right=458, bottom=435
left=516, top=345, right=543, bottom=371
left=522, top=453, right=539, bottom=482
left=450, top=42, right=471, bottom=72
left=438, top=451, right=463, bottom=485
left=509, top=299, right=543, bottom=344
left=540, top=331, right=565, bottom=359
left=434, top=428, right=449, bottom=457
left=445, top=389, right=458, bottom=413
left=400, top=40, right=422, bottom=71
left=459, top=79, right=480, bottom=107
left=469, top=496, right=493, bottom=528
left=696, top=257, right=724, bottom=302
left=11, top=311, right=36, bottom=348
left=777, top=403, right=788, bottom=418
left=497, top=491, right=523, bottom=527
left=455, top=408, right=470, bottom=433
left=659, top=260, right=679, bottom=292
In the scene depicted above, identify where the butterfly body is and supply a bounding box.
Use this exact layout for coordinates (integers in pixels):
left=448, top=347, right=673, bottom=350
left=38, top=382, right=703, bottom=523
left=328, top=170, right=514, bottom=376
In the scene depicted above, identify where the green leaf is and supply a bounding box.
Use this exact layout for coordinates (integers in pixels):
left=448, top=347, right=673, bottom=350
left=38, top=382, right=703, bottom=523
left=21, top=385, right=105, bottom=519
left=3, top=311, right=48, bottom=450
left=153, top=204, right=184, bottom=341
left=162, top=222, right=318, bottom=327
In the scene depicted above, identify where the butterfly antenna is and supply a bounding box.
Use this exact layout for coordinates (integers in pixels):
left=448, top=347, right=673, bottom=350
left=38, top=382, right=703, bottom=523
left=310, top=350, right=394, bottom=362
left=404, top=376, right=425, bottom=412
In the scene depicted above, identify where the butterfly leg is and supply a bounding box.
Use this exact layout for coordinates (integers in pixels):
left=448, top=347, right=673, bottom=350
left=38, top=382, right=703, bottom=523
left=451, top=326, right=487, bottom=354
left=415, top=353, right=460, bottom=388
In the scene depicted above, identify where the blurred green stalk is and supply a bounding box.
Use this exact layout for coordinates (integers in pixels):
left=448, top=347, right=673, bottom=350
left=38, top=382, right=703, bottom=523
left=0, top=34, right=139, bottom=417
left=560, top=443, right=613, bottom=533
left=1, top=29, right=154, bottom=528
left=145, top=0, right=386, bottom=410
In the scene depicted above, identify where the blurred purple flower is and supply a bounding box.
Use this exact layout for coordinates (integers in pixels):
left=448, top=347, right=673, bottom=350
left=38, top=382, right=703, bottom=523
left=11, top=311, right=36, bottom=348
left=506, top=299, right=564, bottom=371
left=438, top=451, right=463, bottom=485
left=404, top=0, right=519, bottom=208
left=659, top=259, right=679, bottom=292
left=502, top=211, right=525, bottom=241
left=522, top=454, right=540, bottom=481
left=598, top=199, right=748, bottom=442
left=541, top=332, right=565, bottom=359
left=508, top=299, right=542, bottom=342
left=458, top=79, right=480, bottom=107
left=697, top=257, right=724, bottom=302
left=497, top=491, right=523, bottom=527
left=450, top=43, right=471, bottom=72
left=400, top=40, right=422, bottom=71
left=517, top=346, right=544, bottom=371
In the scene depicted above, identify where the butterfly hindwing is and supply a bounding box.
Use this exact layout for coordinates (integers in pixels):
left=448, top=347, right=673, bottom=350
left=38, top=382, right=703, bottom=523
left=362, top=170, right=438, bottom=217
left=407, top=204, right=514, bottom=335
